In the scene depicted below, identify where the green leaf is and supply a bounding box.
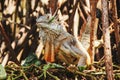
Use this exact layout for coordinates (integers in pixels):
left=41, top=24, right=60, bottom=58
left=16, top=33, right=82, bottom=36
left=0, top=64, right=7, bottom=80
left=42, top=63, right=64, bottom=79
left=21, top=53, right=41, bottom=66
left=49, top=63, right=64, bottom=69
left=43, top=63, right=64, bottom=70
left=78, top=66, right=86, bottom=72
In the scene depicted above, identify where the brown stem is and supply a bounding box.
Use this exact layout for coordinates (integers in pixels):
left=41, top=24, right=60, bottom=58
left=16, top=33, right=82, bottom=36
left=48, top=0, right=58, bottom=14
left=0, top=22, right=19, bottom=65
left=111, top=0, right=120, bottom=64
left=68, top=0, right=79, bottom=34
left=102, top=0, right=114, bottom=79
left=88, top=0, right=98, bottom=70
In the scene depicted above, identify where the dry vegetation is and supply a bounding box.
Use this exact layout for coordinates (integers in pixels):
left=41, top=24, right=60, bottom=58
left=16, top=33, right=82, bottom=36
left=0, top=0, right=120, bottom=80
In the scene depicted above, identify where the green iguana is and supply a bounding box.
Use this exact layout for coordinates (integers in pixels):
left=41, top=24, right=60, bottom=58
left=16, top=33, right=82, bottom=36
left=36, top=13, right=91, bottom=66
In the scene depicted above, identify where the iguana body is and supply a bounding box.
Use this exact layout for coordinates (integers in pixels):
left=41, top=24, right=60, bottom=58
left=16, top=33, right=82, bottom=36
left=36, top=14, right=91, bottom=66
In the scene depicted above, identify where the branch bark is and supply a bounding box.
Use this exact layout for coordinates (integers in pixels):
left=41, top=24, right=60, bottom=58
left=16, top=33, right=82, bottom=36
left=101, top=0, right=114, bottom=79
left=89, top=0, right=97, bottom=67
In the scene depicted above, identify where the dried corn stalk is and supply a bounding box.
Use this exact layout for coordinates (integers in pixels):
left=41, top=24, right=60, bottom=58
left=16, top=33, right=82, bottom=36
left=36, top=13, right=91, bottom=66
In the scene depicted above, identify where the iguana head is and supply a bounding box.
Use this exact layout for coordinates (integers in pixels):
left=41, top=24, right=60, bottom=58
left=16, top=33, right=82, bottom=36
left=36, top=11, right=59, bottom=24
left=36, top=13, right=57, bottom=29
left=36, top=14, right=52, bottom=23
left=36, top=9, right=58, bottom=25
